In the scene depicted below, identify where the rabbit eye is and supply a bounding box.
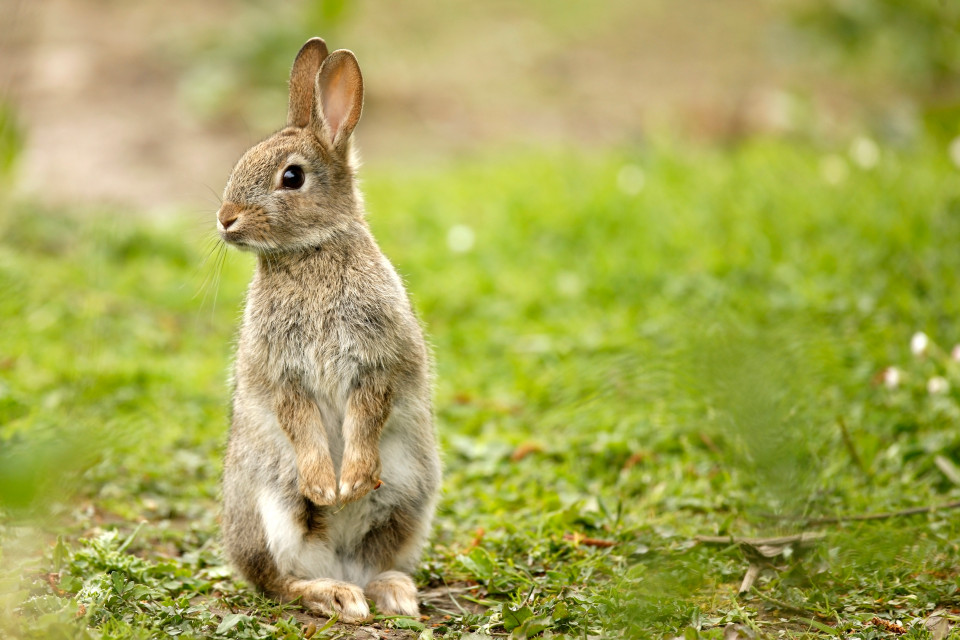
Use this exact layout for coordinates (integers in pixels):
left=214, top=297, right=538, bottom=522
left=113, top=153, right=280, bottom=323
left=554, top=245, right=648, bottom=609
left=280, top=165, right=305, bottom=190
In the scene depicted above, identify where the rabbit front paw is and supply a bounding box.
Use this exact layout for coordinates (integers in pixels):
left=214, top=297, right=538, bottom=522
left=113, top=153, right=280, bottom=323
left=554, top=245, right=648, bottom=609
left=338, top=450, right=382, bottom=503
left=297, top=453, right=338, bottom=506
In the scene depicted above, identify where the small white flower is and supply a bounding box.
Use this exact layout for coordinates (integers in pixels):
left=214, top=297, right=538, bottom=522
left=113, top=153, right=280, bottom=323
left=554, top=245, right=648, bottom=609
left=928, top=376, right=950, bottom=395
left=554, top=271, right=582, bottom=297
left=446, top=224, right=475, bottom=253
left=952, top=345, right=960, bottom=362
left=882, top=367, right=901, bottom=389
left=910, top=331, right=929, bottom=356
left=616, top=164, right=645, bottom=196
left=747, top=88, right=795, bottom=133
left=949, top=136, right=960, bottom=170
left=849, top=136, right=880, bottom=169
left=820, top=155, right=849, bottom=185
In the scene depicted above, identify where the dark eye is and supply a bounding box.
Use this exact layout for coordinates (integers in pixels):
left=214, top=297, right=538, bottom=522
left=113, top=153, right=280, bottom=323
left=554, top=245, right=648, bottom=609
left=280, top=165, right=305, bottom=190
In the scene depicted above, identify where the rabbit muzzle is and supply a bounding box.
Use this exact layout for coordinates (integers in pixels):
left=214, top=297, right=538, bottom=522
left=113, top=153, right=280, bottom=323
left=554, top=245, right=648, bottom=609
left=217, top=201, right=266, bottom=248
left=217, top=201, right=242, bottom=232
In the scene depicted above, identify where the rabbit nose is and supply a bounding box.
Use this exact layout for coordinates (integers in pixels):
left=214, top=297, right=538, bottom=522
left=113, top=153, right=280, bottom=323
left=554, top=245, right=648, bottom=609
left=218, top=202, right=241, bottom=229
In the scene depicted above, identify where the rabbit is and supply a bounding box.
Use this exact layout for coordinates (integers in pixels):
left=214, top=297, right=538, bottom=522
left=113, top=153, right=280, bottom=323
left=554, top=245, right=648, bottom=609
left=216, top=37, right=441, bottom=623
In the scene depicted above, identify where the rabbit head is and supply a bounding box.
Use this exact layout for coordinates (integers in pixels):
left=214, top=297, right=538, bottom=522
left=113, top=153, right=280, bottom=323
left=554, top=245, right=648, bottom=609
left=217, top=38, right=365, bottom=253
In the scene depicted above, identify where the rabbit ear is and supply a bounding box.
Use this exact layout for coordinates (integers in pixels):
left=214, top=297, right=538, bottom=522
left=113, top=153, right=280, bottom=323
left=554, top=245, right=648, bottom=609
left=314, top=49, right=363, bottom=153
left=287, top=37, right=329, bottom=128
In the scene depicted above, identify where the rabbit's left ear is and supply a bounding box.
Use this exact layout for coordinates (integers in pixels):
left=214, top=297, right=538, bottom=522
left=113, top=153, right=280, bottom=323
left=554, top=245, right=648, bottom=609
left=314, top=49, right=363, bottom=154
left=287, top=37, right=329, bottom=128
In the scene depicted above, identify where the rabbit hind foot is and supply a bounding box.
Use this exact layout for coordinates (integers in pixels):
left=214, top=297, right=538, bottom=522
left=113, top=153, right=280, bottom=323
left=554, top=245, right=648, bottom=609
left=364, top=570, right=419, bottom=617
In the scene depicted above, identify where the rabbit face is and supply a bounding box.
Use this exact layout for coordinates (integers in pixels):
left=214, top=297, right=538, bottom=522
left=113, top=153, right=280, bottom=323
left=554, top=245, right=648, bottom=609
left=217, top=131, right=356, bottom=253
left=216, top=42, right=364, bottom=254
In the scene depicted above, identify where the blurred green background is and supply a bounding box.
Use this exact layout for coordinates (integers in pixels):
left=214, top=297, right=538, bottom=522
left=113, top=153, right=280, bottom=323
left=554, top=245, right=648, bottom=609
left=2, top=1, right=960, bottom=639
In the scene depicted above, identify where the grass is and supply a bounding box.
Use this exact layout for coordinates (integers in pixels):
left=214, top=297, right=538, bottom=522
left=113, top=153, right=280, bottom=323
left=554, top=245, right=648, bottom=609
left=3, top=137, right=960, bottom=638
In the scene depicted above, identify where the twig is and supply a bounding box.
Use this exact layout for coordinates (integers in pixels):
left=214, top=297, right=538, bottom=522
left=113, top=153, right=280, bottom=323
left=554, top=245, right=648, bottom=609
left=695, top=532, right=825, bottom=546
left=759, top=498, right=960, bottom=526
left=699, top=500, right=960, bottom=544
left=801, top=499, right=960, bottom=525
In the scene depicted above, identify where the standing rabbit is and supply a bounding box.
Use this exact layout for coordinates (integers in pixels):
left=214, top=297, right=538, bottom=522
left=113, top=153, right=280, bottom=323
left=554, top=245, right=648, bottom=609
left=216, top=37, right=441, bottom=623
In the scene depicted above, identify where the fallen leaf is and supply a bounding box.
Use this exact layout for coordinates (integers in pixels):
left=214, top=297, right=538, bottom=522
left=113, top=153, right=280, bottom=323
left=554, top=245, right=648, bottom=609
left=563, top=533, right=617, bottom=548
left=935, top=456, right=960, bottom=486
left=925, top=615, right=951, bottom=640
left=870, top=617, right=906, bottom=635
left=724, top=623, right=755, bottom=640
left=738, top=564, right=760, bottom=594
left=622, top=452, right=648, bottom=470
left=510, top=443, right=543, bottom=461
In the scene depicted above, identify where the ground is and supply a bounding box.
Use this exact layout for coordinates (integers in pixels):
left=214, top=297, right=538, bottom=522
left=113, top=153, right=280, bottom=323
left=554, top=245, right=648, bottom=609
left=1, top=0, right=872, bottom=213
left=3, top=140, right=960, bottom=638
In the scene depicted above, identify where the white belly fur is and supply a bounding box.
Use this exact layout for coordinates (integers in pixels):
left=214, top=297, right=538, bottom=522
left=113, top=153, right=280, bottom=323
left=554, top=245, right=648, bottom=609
left=253, top=403, right=422, bottom=587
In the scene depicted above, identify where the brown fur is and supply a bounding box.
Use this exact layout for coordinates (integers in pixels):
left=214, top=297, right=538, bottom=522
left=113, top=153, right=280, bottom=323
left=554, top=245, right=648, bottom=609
left=217, top=38, right=440, bottom=623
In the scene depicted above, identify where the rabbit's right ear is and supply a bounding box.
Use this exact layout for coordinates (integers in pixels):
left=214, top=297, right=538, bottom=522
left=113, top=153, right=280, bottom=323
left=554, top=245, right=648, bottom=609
left=314, top=50, right=363, bottom=154
left=287, top=37, right=329, bottom=128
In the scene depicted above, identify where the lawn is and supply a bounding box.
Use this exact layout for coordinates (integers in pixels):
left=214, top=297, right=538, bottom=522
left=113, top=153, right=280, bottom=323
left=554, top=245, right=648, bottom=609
left=2, top=137, right=960, bottom=639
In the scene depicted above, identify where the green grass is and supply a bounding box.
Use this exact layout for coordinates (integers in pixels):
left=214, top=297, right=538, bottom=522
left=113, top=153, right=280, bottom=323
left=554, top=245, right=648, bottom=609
left=3, top=138, right=960, bottom=639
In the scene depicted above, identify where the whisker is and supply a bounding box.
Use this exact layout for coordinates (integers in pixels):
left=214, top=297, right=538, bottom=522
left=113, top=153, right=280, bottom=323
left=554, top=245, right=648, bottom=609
left=203, top=183, right=224, bottom=206
left=200, top=244, right=220, bottom=317
left=189, top=234, right=225, bottom=298
left=211, top=242, right=228, bottom=320
left=187, top=217, right=217, bottom=231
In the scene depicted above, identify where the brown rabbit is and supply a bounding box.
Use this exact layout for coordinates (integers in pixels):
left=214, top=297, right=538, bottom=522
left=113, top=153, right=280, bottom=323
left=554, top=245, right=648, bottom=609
left=217, top=38, right=441, bottom=623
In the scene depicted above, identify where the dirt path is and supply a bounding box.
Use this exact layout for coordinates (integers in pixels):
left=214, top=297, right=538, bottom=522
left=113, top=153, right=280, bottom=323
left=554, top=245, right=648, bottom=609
left=1, top=0, right=835, bottom=214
